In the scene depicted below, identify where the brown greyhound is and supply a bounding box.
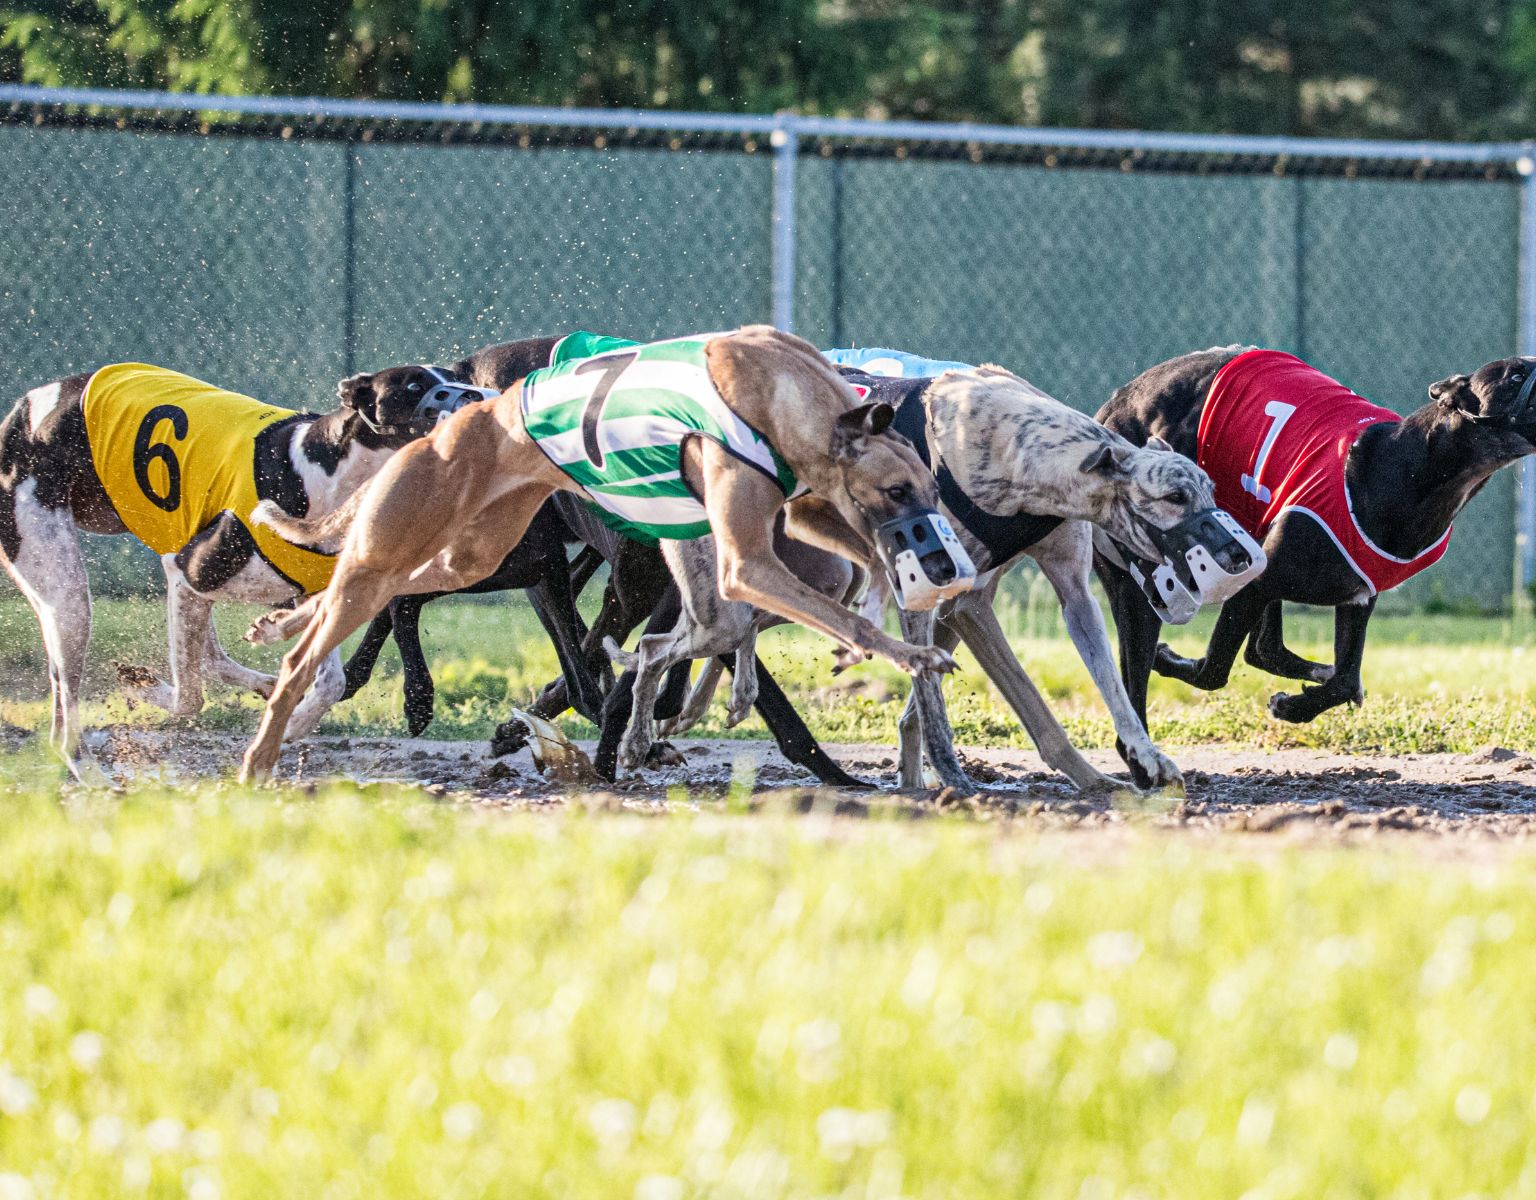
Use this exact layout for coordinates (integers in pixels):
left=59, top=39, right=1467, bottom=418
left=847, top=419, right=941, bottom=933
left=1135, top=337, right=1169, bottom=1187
left=238, top=326, right=959, bottom=781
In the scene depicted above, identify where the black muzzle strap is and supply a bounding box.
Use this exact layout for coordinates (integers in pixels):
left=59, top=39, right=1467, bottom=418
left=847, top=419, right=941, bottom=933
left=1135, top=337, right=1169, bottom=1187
left=1468, top=369, right=1536, bottom=429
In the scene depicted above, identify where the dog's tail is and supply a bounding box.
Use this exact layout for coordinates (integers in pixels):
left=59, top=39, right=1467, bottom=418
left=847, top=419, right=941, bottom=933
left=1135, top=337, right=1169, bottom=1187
left=251, top=486, right=368, bottom=554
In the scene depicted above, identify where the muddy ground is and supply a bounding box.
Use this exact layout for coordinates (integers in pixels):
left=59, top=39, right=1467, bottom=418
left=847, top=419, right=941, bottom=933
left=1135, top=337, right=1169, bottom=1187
left=52, top=723, right=1536, bottom=841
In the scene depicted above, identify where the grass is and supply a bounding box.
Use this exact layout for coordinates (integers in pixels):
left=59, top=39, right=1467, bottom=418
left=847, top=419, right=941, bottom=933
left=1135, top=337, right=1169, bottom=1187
left=1, top=586, right=1534, bottom=756
left=0, top=790, right=1533, bottom=1198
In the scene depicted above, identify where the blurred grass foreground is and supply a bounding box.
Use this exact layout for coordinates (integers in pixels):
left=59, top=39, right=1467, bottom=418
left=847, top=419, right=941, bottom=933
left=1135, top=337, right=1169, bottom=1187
left=1, top=792, right=1533, bottom=1198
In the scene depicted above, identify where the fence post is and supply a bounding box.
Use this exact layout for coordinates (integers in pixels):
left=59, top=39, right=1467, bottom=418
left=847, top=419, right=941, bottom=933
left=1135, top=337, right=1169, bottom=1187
left=1517, top=152, right=1536, bottom=617
left=771, top=116, right=799, bottom=332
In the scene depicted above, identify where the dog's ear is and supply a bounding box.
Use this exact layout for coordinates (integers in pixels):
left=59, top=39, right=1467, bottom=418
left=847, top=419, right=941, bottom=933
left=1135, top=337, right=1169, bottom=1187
left=337, top=372, right=376, bottom=412
left=832, top=402, right=896, bottom=461
left=1429, top=373, right=1473, bottom=411
left=1146, top=434, right=1174, bottom=453
left=1079, top=443, right=1133, bottom=476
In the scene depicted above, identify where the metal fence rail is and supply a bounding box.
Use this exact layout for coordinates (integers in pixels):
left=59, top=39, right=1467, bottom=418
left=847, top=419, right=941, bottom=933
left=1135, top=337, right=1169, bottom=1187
left=1, top=83, right=1532, bottom=609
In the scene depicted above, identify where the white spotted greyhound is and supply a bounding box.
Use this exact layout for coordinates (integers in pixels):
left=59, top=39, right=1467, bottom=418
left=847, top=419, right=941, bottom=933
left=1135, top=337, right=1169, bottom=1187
left=0, top=360, right=491, bottom=779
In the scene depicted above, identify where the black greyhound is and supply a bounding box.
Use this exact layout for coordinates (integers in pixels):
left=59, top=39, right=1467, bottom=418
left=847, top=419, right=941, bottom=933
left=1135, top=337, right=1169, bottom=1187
left=1096, top=346, right=1536, bottom=784
left=337, top=337, right=865, bottom=789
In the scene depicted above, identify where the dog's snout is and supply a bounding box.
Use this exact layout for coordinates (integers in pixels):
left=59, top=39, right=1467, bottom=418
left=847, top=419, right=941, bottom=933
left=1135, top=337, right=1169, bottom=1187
left=919, top=548, right=957, bottom=585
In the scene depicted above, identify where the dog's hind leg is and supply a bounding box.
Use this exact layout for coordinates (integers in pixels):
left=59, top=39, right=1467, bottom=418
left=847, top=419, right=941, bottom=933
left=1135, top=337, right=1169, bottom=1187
left=341, top=609, right=396, bottom=701
left=1, top=481, right=97, bottom=778
left=659, top=656, right=725, bottom=736
left=896, top=614, right=964, bottom=789
left=201, top=622, right=276, bottom=698
left=284, top=648, right=348, bottom=739
left=527, top=575, right=606, bottom=726
left=1243, top=600, right=1335, bottom=684
left=947, top=585, right=1119, bottom=793
left=1268, top=598, right=1373, bottom=723
left=119, top=557, right=214, bottom=718
left=386, top=597, right=438, bottom=736
left=744, top=655, right=865, bottom=788
left=1033, top=526, right=1180, bottom=789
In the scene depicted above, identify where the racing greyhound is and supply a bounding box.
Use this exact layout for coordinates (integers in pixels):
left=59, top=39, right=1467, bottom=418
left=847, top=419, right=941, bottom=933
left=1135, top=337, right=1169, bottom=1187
left=0, top=359, right=488, bottom=779
left=1097, top=346, right=1536, bottom=784
left=827, top=356, right=1245, bottom=793
left=237, top=327, right=962, bottom=782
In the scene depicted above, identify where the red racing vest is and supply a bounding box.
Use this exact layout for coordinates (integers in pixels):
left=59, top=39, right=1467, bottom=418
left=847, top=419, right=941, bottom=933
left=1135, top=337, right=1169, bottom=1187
left=1196, top=350, right=1449, bottom=596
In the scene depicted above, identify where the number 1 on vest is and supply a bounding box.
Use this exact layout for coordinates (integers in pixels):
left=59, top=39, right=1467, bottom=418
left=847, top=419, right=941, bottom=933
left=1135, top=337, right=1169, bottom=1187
left=1241, top=400, right=1297, bottom=504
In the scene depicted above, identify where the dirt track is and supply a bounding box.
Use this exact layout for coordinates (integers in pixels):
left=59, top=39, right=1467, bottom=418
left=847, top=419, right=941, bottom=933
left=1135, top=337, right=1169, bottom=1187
left=67, top=724, right=1536, bottom=840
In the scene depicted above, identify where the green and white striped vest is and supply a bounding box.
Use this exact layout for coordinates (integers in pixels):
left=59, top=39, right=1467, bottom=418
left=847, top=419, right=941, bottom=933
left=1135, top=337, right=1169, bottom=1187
left=522, top=333, right=803, bottom=544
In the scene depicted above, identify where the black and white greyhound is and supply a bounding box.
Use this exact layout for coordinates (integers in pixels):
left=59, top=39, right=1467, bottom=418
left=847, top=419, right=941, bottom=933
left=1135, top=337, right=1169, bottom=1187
left=0, top=361, right=459, bottom=778
left=1096, top=346, right=1536, bottom=785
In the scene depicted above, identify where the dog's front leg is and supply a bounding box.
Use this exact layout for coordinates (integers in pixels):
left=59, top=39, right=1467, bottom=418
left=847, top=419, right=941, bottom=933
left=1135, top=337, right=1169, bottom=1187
left=946, top=588, right=1118, bottom=793
left=1269, top=598, right=1373, bottom=722
left=895, top=613, right=969, bottom=789
left=1152, top=583, right=1271, bottom=691
left=781, top=495, right=875, bottom=564
left=1032, top=528, right=1181, bottom=789
left=1243, top=600, right=1336, bottom=683
left=704, top=463, right=952, bottom=677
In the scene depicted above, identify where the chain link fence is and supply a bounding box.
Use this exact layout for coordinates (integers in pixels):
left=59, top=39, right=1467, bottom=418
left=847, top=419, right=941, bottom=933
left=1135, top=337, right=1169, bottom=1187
left=0, top=87, right=1529, bottom=609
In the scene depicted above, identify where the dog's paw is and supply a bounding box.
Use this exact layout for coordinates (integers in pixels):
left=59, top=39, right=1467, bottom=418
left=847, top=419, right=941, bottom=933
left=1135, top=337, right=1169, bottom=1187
left=246, top=612, right=287, bottom=645
left=830, top=645, right=867, bottom=675
left=890, top=643, right=956, bottom=677
left=645, top=741, right=686, bottom=769
left=1152, top=642, right=1202, bottom=684
left=603, top=636, right=639, bottom=670
left=1128, top=743, right=1183, bottom=791
left=116, top=663, right=159, bottom=688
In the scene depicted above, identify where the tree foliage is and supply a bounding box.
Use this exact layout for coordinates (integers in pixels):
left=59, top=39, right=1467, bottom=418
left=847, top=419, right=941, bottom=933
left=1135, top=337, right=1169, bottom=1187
left=1, top=0, right=1531, bottom=138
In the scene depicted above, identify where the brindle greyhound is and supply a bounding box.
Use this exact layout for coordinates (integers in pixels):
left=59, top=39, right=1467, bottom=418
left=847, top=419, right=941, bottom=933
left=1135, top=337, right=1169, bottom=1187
left=1096, top=347, right=1536, bottom=785
left=237, top=326, right=956, bottom=782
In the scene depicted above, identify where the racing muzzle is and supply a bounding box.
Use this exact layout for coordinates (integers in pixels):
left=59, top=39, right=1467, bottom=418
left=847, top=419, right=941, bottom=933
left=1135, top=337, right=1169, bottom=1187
left=357, top=368, right=501, bottom=437
left=1097, top=508, right=1267, bottom=625
left=411, top=368, right=500, bottom=429
left=875, top=512, right=978, bottom=611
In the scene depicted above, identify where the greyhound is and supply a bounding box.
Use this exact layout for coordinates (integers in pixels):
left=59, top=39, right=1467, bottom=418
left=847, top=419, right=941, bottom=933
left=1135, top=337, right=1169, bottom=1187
left=237, top=326, right=960, bottom=782
left=838, top=362, right=1224, bottom=793
left=1096, top=346, right=1536, bottom=784
left=0, top=359, right=474, bottom=778
left=302, top=338, right=868, bottom=788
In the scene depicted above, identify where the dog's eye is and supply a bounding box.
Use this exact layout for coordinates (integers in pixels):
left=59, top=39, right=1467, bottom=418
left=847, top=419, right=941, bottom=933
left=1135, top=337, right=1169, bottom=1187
left=1166, top=489, right=1190, bottom=506
left=1514, top=373, right=1525, bottom=384
left=407, top=382, right=424, bottom=394
left=884, top=484, right=913, bottom=504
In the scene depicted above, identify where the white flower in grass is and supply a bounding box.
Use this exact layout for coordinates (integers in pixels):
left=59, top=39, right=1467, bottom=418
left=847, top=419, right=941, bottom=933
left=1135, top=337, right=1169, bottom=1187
left=1456, top=1085, right=1492, bottom=1125
left=23, top=985, right=59, bottom=1019
left=635, top=1176, right=684, bottom=1200
left=0, top=1173, right=33, bottom=1200
left=816, top=1108, right=891, bottom=1163
left=145, top=1117, right=185, bottom=1153
left=0, top=1069, right=35, bottom=1116
left=442, top=1103, right=481, bottom=1142
left=70, top=1031, right=105, bottom=1070
left=588, top=1098, right=637, bottom=1149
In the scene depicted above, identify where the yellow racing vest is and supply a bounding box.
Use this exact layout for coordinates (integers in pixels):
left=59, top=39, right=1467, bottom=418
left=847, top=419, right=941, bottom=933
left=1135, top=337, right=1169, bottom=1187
left=82, top=363, right=338, bottom=593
